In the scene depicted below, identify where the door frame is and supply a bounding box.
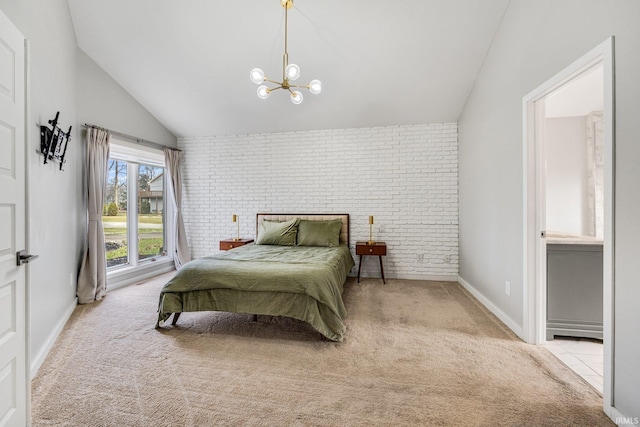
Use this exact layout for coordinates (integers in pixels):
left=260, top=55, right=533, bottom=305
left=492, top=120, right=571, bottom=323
left=24, top=37, right=33, bottom=425
left=522, top=37, right=616, bottom=416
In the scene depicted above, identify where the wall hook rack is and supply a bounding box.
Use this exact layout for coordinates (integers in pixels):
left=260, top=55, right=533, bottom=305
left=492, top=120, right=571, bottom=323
left=39, top=111, right=71, bottom=171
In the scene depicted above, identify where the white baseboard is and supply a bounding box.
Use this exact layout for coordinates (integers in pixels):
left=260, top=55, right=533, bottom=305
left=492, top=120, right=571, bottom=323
left=31, top=297, right=77, bottom=379
left=399, top=273, right=459, bottom=282
left=349, top=273, right=458, bottom=282
left=606, top=404, right=639, bottom=426
left=457, top=275, right=524, bottom=339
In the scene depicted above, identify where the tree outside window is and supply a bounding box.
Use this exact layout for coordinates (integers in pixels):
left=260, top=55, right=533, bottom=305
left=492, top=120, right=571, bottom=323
left=103, top=160, right=165, bottom=268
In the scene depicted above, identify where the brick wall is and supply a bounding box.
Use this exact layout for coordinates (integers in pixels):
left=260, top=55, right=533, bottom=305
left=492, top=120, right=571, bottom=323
left=178, top=123, right=458, bottom=280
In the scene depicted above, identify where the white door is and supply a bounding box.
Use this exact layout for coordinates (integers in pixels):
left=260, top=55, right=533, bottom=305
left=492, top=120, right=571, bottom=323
left=0, top=9, right=28, bottom=427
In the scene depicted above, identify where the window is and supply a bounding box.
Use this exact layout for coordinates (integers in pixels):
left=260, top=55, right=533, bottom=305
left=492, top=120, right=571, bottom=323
left=103, top=139, right=170, bottom=271
left=104, top=159, right=129, bottom=268
left=137, top=163, right=165, bottom=262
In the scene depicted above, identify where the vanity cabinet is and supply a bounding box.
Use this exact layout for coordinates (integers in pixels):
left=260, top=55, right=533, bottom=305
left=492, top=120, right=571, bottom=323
left=546, top=243, right=603, bottom=340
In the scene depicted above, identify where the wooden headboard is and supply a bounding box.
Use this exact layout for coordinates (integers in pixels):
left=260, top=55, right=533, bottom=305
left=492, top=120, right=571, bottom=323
left=256, top=213, right=350, bottom=246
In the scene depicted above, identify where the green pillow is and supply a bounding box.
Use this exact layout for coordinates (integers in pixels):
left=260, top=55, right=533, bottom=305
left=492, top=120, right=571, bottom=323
left=256, top=218, right=300, bottom=246
left=296, top=219, right=342, bottom=247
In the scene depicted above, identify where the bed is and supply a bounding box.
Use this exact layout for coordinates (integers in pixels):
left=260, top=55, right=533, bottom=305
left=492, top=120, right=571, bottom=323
left=156, top=213, right=354, bottom=342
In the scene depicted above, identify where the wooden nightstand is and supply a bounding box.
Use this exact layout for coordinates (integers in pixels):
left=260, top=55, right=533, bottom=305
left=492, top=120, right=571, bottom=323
left=356, top=241, right=386, bottom=284
left=219, top=239, right=254, bottom=251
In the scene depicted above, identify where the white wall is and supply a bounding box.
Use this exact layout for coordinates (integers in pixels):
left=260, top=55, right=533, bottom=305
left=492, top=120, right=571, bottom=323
left=0, top=0, right=84, bottom=375
left=179, top=123, right=459, bottom=281
left=0, top=0, right=176, bottom=375
left=544, top=116, right=589, bottom=236
left=76, top=49, right=177, bottom=147
left=458, top=0, right=640, bottom=419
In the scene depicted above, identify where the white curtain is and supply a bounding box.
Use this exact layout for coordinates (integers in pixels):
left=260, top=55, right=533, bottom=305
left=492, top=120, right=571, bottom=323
left=77, top=127, right=110, bottom=304
left=164, top=148, right=191, bottom=268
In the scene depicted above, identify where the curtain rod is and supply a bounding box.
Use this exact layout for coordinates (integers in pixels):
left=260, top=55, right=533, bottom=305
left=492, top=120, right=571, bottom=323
left=83, top=123, right=181, bottom=152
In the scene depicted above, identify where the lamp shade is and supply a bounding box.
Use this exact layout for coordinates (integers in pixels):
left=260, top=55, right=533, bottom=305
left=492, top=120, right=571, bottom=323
left=250, top=68, right=265, bottom=84
left=257, top=85, right=270, bottom=99
left=309, top=79, right=322, bottom=94
left=291, top=91, right=303, bottom=104
left=232, top=214, right=237, bottom=222
left=369, top=216, right=374, bottom=225
left=285, top=63, right=301, bottom=81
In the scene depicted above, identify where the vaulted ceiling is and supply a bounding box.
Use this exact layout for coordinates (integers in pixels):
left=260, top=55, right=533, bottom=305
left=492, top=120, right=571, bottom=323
left=67, top=0, right=511, bottom=137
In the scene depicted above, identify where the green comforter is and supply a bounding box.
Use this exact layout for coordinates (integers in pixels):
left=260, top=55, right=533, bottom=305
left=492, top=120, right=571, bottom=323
left=157, top=243, right=354, bottom=341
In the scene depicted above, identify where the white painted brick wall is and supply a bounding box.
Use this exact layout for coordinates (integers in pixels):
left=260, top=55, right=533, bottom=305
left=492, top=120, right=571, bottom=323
left=178, top=123, right=458, bottom=280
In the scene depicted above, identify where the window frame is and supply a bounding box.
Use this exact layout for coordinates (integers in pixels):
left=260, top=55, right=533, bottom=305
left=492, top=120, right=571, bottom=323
left=105, top=138, right=175, bottom=290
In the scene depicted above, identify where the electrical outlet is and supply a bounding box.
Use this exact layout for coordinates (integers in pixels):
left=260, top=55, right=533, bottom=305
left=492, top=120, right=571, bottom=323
left=378, top=225, right=385, bottom=233
left=416, top=253, right=424, bottom=262
left=505, top=280, right=511, bottom=296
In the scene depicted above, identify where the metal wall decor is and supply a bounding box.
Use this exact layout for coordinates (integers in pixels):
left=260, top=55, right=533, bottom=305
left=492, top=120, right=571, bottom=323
left=39, top=111, right=71, bottom=170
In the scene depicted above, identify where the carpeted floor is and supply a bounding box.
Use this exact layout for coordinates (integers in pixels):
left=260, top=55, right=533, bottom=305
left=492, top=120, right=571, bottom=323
left=31, top=273, right=614, bottom=426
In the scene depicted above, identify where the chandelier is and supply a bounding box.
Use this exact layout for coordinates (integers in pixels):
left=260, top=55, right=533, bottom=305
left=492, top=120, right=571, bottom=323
left=249, top=0, right=321, bottom=104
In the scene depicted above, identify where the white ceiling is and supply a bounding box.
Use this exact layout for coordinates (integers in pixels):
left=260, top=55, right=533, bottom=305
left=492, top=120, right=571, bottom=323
left=67, top=0, right=511, bottom=137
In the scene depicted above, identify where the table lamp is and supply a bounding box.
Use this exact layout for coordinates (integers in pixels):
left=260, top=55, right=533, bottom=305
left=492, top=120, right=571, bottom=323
left=232, top=214, right=240, bottom=241
left=368, top=215, right=375, bottom=245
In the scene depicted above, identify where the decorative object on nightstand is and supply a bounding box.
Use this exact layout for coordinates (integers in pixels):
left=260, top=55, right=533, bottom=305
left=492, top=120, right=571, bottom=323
left=219, top=238, right=254, bottom=251
left=368, top=215, right=375, bottom=244
left=356, top=241, right=386, bottom=284
left=232, top=214, right=240, bottom=241
left=222, top=215, right=251, bottom=250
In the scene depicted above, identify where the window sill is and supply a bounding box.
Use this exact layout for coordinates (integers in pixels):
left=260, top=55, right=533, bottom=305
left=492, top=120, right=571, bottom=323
left=107, top=256, right=175, bottom=291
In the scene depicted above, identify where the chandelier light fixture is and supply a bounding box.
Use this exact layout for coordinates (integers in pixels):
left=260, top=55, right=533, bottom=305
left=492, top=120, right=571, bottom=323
left=249, top=0, right=321, bottom=104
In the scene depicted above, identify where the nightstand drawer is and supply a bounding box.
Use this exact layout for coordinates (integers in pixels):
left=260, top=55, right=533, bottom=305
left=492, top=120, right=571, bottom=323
left=220, top=239, right=254, bottom=251
left=356, top=242, right=387, bottom=256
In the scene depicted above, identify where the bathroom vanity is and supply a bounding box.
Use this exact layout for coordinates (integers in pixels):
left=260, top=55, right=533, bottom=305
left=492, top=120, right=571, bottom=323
left=546, top=234, right=603, bottom=340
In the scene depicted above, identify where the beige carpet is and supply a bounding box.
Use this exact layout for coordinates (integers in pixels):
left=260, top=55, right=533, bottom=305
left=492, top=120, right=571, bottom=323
left=32, top=273, right=613, bottom=426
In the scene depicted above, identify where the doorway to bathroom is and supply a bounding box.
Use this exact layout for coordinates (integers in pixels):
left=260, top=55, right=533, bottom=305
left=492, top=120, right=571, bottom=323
left=522, top=37, right=614, bottom=411
left=542, top=64, right=604, bottom=393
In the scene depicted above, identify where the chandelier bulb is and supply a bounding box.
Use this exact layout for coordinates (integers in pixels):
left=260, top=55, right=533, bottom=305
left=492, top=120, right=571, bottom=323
left=285, top=64, right=301, bottom=81
left=250, top=68, right=265, bottom=85
left=257, top=85, right=270, bottom=99
left=309, top=79, right=322, bottom=94
left=291, top=90, right=303, bottom=104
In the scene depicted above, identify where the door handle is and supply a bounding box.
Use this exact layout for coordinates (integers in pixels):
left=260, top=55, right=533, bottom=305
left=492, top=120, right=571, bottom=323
left=16, top=250, right=39, bottom=266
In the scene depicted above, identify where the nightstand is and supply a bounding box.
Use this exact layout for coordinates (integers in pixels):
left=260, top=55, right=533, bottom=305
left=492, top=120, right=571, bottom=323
left=219, top=239, right=254, bottom=251
left=356, top=241, right=386, bottom=284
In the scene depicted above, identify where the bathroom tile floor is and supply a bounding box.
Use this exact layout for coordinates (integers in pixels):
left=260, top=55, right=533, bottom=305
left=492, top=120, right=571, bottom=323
left=544, top=337, right=603, bottom=394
